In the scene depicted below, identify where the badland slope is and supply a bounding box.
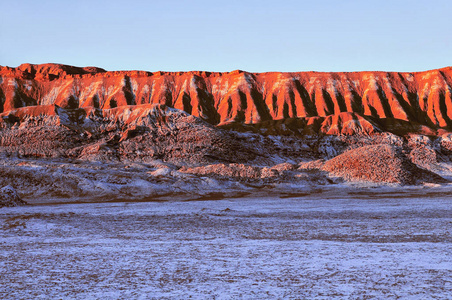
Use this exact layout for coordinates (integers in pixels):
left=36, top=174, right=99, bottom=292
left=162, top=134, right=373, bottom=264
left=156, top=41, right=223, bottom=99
left=2, top=63, right=452, bottom=135
left=1, top=64, right=452, bottom=201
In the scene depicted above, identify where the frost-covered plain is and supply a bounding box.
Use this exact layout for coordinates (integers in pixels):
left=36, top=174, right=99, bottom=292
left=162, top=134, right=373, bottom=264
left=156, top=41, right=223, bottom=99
left=0, top=195, right=451, bottom=299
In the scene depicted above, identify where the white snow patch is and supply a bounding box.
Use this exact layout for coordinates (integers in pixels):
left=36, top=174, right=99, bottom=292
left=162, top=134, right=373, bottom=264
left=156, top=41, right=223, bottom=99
left=422, top=73, right=432, bottom=80
left=326, top=78, right=339, bottom=95
left=159, top=83, right=168, bottom=93
left=142, top=84, right=150, bottom=94
left=230, top=74, right=253, bottom=91
left=363, top=75, right=379, bottom=91
left=105, top=85, right=121, bottom=97
left=352, top=80, right=361, bottom=88
left=190, top=77, right=198, bottom=90
left=7, top=79, right=18, bottom=88
left=213, top=80, right=230, bottom=97
left=131, top=79, right=139, bottom=94
left=430, top=78, right=444, bottom=91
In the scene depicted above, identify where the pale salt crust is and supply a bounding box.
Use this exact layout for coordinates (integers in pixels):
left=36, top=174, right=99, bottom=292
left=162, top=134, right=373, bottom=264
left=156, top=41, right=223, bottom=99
left=0, top=195, right=450, bottom=299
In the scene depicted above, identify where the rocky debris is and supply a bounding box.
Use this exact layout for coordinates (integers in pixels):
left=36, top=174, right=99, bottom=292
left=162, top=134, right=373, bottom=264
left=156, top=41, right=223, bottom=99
left=0, top=104, right=328, bottom=166
left=437, top=133, right=452, bottom=154
left=0, top=158, right=334, bottom=203
left=298, top=160, right=325, bottom=170
left=266, top=162, right=296, bottom=173
left=180, top=164, right=262, bottom=179
left=177, top=161, right=336, bottom=190
left=0, top=140, right=450, bottom=204
left=180, top=162, right=301, bottom=180
left=0, top=102, right=452, bottom=192
left=321, top=144, right=448, bottom=185
left=409, top=145, right=438, bottom=170
left=0, top=158, right=191, bottom=201
left=0, top=185, right=27, bottom=207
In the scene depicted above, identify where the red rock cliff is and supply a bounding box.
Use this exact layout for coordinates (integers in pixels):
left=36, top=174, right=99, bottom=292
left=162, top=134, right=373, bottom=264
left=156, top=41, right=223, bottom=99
left=1, top=63, right=452, bottom=130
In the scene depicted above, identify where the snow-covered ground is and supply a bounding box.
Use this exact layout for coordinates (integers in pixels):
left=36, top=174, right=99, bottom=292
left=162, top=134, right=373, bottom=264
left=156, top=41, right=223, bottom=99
left=0, top=195, right=451, bottom=299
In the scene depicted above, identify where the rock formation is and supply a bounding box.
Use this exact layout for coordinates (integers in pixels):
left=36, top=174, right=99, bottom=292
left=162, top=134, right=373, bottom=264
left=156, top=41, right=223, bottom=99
left=1, top=63, right=452, bottom=135
left=1, top=63, right=452, bottom=202
left=0, top=103, right=280, bottom=165
left=0, top=185, right=27, bottom=207
left=321, top=144, right=447, bottom=184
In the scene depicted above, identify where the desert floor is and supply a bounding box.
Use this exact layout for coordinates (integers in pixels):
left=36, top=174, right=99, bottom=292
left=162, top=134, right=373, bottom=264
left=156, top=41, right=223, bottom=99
left=0, top=193, right=451, bottom=299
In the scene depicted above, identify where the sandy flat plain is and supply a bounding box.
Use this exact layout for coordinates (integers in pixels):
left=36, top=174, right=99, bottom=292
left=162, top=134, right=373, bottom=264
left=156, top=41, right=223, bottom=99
left=0, top=193, right=451, bottom=299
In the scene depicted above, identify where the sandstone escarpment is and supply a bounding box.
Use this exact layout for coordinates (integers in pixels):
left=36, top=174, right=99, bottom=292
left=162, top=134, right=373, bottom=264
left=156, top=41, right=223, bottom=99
left=1, top=64, right=452, bottom=194
left=1, top=63, right=452, bottom=134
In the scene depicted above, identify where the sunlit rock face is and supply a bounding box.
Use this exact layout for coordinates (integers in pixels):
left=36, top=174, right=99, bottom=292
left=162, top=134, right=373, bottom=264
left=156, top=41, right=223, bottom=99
left=1, top=63, right=452, bottom=134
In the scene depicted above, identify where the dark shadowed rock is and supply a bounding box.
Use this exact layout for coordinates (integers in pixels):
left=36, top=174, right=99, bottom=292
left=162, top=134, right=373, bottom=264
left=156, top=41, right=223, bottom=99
left=0, top=185, right=27, bottom=207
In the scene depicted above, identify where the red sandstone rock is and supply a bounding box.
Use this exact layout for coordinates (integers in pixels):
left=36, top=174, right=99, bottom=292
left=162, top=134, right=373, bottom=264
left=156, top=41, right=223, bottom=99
left=2, top=63, right=452, bottom=134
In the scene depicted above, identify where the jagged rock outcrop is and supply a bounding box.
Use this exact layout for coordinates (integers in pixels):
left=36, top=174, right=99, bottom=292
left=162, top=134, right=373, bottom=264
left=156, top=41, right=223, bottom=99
left=321, top=144, right=447, bottom=184
left=0, top=104, right=278, bottom=165
left=1, top=101, right=452, bottom=171
left=1, top=63, right=452, bottom=135
left=0, top=185, right=27, bottom=207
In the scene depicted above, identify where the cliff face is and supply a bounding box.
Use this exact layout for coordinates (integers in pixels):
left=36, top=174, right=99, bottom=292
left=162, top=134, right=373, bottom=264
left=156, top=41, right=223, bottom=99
left=1, top=63, right=452, bottom=134
left=2, top=64, right=452, bottom=192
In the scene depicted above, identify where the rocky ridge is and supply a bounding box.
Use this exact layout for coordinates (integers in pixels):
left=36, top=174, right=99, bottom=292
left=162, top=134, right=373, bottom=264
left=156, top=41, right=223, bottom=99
left=2, top=63, right=452, bottom=134
left=1, top=64, right=452, bottom=203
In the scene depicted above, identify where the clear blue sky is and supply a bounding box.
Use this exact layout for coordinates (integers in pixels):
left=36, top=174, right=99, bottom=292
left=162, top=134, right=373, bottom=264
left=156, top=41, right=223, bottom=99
left=1, top=0, right=451, bottom=72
